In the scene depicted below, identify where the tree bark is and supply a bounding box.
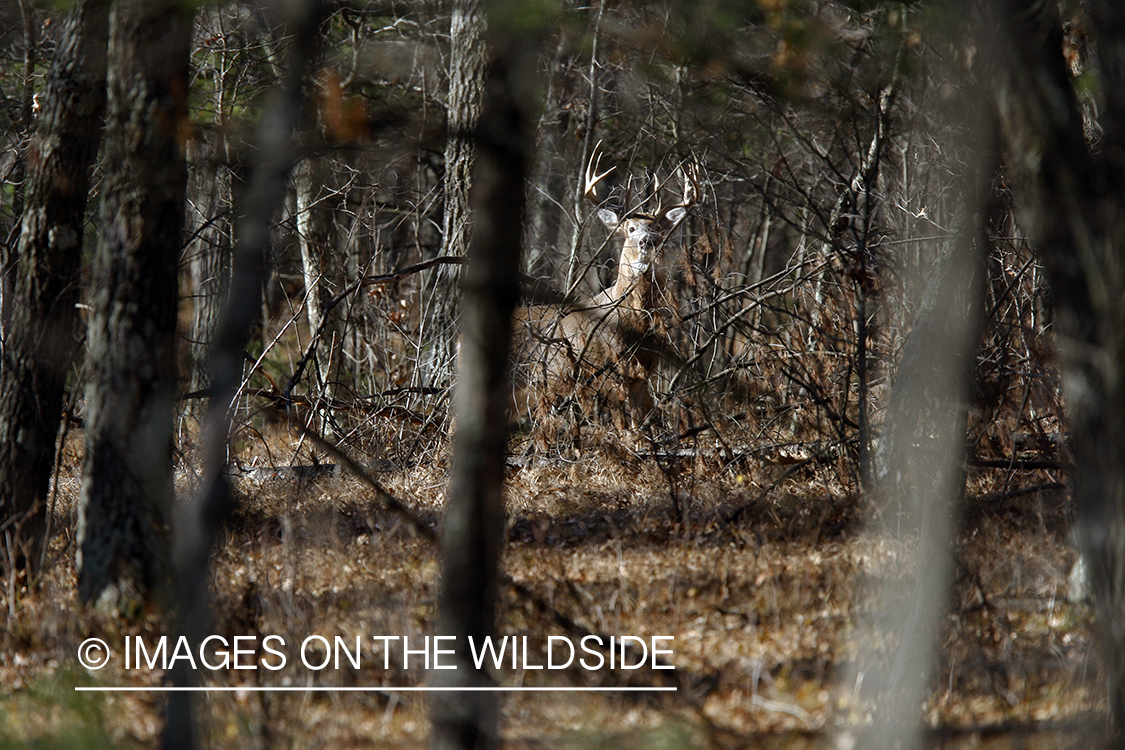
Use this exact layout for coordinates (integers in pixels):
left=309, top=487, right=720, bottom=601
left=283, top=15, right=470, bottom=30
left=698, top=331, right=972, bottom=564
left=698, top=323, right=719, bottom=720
left=431, top=46, right=529, bottom=750
left=1, top=0, right=40, bottom=334
left=861, top=188, right=988, bottom=749
left=0, top=0, right=108, bottom=574
left=992, top=0, right=1125, bottom=740
left=185, top=39, right=234, bottom=404
left=524, top=36, right=568, bottom=279
left=162, top=3, right=325, bottom=746
left=421, top=0, right=488, bottom=388
left=295, top=154, right=338, bottom=393
left=565, top=0, right=605, bottom=295
left=77, top=0, right=192, bottom=607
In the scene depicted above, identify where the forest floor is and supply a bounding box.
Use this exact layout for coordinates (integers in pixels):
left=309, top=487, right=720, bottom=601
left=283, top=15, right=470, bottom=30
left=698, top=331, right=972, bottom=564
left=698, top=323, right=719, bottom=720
left=0, top=424, right=1103, bottom=749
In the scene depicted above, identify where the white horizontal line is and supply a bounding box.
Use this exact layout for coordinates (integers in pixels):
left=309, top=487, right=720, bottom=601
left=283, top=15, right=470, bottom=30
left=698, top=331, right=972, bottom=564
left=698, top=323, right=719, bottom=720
left=75, top=686, right=677, bottom=693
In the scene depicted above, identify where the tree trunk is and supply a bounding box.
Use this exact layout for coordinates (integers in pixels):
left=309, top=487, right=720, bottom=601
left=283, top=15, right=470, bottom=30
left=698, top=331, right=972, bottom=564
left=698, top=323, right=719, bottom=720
left=295, top=154, right=338, bottom=394
left=565, top=0, right=605, bottom=295
left=861, top=190, right=988, bottom=748
left=524, top=36, right=568, bottom=280
left=77, top=0, right=192, bottom=607
left=162, top=4, right=325, bottom=746
left=431, top=47, right=528, bottom=750
left=185, top=137, right=232, bottom=402
left=420, top=0, right=488, bottom=388
left=185, top=39, right=234, bottom=405
left=0, top=0, right=108, bottom=574
left=992, top=1, right=1125, bottom=740
left=1, top=0, right=40, bottom=336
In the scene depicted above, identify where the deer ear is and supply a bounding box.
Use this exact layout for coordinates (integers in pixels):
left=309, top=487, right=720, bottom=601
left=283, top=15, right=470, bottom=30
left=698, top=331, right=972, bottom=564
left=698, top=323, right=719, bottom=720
left=597, top=208, right=621, bottom=230
left=664, top=206, right=687, bottom=225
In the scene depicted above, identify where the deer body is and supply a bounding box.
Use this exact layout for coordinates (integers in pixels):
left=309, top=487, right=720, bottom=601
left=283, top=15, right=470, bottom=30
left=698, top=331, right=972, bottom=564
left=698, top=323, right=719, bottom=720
left=509, top=150, right=697, bottom=430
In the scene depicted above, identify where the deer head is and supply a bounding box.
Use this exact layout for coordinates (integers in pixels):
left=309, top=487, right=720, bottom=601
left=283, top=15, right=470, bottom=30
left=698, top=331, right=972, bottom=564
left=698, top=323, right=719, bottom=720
left=584, top=142, right=701, bottom=287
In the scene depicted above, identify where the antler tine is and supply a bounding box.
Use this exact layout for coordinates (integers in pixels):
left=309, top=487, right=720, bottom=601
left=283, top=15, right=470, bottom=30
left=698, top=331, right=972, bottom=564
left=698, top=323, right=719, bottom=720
left=583, top=140, right=614, bottom=206
left=647, top=154, right=702, bottom=215
left=646, top=167, right=661, bottom=215
left=680, top=156, right=702, bottom=209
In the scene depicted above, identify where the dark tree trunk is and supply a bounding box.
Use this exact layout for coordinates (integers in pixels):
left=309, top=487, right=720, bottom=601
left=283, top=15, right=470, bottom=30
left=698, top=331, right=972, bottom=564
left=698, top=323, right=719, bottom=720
left=992, top=1, right=1125, bottom=741
left=77, top=0, right=192, bottom=607
left=431, top=50, right=530, bottom=750
left=0, top=0, right=108, bottom=574
left=162, top=3, right=325, bottom=746
left=185, top=24, right=236, bottom=403
left=184, top=120, right=233, bottom=404
left=1, top=0, right=41, bottom=333
left=421, top=0, right=488, bottom=388
left=524, top=36, right=568, bottom=279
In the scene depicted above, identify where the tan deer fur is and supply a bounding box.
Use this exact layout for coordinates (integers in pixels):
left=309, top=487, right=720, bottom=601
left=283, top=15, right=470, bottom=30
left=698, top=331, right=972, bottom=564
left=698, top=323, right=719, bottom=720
left=510, top=148, right=698, bottom=430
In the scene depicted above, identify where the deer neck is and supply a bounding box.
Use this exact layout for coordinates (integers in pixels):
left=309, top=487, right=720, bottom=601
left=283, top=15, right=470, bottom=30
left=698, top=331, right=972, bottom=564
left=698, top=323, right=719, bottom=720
left=608, top=240, right=655, bottom=309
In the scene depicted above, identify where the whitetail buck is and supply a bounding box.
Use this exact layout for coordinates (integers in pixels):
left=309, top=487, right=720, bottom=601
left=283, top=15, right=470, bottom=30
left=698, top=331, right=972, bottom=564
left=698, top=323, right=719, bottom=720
left=511, top=144, right=701, bottom=430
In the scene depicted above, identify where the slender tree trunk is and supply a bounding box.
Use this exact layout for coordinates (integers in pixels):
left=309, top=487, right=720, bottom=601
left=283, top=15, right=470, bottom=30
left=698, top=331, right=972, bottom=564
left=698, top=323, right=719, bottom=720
left=0, top=0, right=108, bottom=574
left=340, top=199, right=365, bottom=388
left=565, top=0, right=605, bottom=294
left=431, top=48, right=528, bottom=750
left=525, top=37, right=567, bottom=279
left=185, top=140, right=232, bottom=399
left=162, top=3, right=325, bottom=746
left=77, top=0, right=192, bottom=607
left=186, top=43, right=234, bottom=404
left=295, top=155, right=338, bottom=393
left=851, top=82, right=895, bottom=495
left=296, top=157, right=325, bottom=337
left=421, top=0, right=488, bottom=387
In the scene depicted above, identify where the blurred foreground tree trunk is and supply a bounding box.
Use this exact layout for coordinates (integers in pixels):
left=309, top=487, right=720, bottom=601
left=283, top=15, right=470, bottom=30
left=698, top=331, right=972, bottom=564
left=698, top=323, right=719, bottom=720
left=420, top=0, right=487, bottom=389
left=860, top=185, right=989, bottom=749
left=993, top=0, right=1125, bottom=741
left=852, top=18, right=994, bottom=748
left=163, top=3, right=326, bottom=746
left=0, top=0, right=108, bottom=575
left=77, top=0, right=192, bottom=607
left=431, top=23, right=531, bottom=750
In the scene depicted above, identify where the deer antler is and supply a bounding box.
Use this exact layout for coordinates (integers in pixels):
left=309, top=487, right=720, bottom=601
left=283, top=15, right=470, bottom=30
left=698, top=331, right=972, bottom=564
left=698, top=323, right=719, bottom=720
left=584, top=140, right=614, bottom=206
left=676, top=156, right=702, bottom=211
left=649, top=154, right=702, bottom=219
